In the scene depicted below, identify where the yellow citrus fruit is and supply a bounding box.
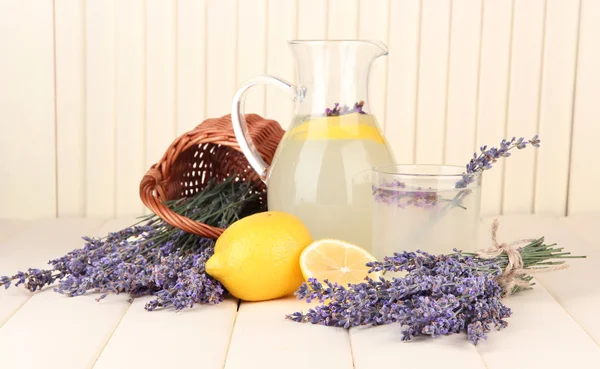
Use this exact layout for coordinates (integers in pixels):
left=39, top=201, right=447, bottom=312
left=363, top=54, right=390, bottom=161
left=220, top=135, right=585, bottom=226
left=299, top=239, right=380, bottom=285
left=205, top=211, right=312, bottom=301
left=287, top=113, right=386, bottom=144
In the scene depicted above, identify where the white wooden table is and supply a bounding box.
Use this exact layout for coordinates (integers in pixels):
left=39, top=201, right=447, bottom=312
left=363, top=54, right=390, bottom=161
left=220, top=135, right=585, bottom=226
left=0, top=215, right=599, bottom=369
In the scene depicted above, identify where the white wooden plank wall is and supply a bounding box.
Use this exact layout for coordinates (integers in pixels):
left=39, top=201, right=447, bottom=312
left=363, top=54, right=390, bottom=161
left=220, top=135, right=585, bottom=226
left=385, top=0, right=420, bottom=163
left=85, top=0, right=117, bottom=218
left=0, top=0, right=56, bottom=219
left=534, top=0, right=580, bottom=216
left=146, top=1, right=177, bottom=180
left=502, top=0, right=546, bottom=214
left=476, top=0, right=514, bottom=216
left=177, top=0, right=207, bottom=135
left=116, top=0, right=146, bottom=217
left=444, top=0, right=482, bottom=166
left=265, top=0, right=297, bottom=129
left=55, top=0, right=86, bottom=217
left=1, top=0, right=598, bottom=220
left=414, top=0, right=452, bottom=164
left=569, top=0, right=600, bottom=215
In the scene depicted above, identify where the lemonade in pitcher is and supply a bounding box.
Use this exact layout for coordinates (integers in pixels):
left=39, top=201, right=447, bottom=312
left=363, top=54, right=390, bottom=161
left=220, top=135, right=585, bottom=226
left=232, top=40, right=394, bottom=252
left=268, top=110, right=394, bottom=250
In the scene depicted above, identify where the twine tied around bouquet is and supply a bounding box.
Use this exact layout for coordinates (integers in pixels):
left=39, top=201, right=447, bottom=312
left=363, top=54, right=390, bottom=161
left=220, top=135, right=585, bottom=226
left=476, top=219, right=569, bottom=294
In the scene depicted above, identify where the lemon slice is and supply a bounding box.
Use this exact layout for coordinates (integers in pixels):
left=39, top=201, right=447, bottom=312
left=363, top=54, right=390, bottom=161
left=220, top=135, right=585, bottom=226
left=299, top=239, right=380, bottom=286
left=287, top=113, right=386, bottom=144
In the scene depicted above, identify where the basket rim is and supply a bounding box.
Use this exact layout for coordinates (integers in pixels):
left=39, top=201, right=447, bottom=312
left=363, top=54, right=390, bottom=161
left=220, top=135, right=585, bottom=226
left=139, top=114, right=282, bottom=239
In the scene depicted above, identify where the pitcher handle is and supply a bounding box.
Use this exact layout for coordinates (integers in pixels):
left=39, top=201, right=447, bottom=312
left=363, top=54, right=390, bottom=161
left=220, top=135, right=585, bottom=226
left=231, top=75, right=297, bottom=182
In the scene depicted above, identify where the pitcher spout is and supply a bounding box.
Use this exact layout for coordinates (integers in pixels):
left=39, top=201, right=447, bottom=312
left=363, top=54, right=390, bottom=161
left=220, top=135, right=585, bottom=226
left=364, top=40, right=389, bottom=58
left=287, top=39, right=389, bottom=117
left=288, top=39, right=389, bottom=59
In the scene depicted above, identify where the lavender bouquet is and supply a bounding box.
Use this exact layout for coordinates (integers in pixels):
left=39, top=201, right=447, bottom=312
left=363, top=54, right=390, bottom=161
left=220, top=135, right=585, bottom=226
left=0, top=176, right=265, bottom=311
left=287, top=220, right=584, bottom=344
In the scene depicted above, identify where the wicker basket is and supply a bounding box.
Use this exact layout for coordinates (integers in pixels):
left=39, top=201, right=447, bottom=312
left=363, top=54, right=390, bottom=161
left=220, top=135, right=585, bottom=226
left=139, top=114, right=284, bottom=239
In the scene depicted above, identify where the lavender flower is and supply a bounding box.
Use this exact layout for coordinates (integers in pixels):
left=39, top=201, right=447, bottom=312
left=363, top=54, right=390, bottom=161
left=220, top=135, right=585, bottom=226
left=1, top=275, right=11, bottom=289
left=372, top=183, right=446, bottom=209
left=145, top=247, right=225, bottom=311
left=0, top=177, right=264, bottom=311
left=0, top=223, right=227, bottom=311
left=287, top=250, right=510, bottom=345
left=325, top=101, right=367, bottom=116
left=372, top=135, right=541, bottom=212
left=288, top=234, right=583, bottom=345
left=371, top=180, right=470, bottom=210
left=456, top=135, right=541, bottom=188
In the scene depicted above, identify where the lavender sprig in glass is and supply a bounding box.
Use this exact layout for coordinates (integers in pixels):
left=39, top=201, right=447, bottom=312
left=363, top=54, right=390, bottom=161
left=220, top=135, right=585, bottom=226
left=455, top=135, right=541, bottom=189
left=372, top=135, right=541, bottom=210
left=371, top=135, right=541, bottom=250
left=440, top=135, right=541, bottom=212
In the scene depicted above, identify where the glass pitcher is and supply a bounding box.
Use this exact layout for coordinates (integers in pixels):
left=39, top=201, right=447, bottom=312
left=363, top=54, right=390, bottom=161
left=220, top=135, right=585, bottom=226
left=231, top=40, right=395, bottom=252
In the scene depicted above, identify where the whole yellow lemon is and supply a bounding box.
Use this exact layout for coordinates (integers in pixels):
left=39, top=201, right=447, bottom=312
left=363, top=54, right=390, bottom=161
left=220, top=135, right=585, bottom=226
left=205, top=211, right=312, bottom=301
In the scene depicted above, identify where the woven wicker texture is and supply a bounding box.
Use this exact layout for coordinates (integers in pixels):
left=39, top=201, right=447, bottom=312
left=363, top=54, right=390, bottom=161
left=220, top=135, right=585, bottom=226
left=139, top=114, right=284, bottom=239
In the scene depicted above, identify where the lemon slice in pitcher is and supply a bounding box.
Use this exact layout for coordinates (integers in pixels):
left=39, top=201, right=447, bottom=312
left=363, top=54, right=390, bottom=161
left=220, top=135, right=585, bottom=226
left=287, top=113, right=386, bottom=144
left=299, top=239, right=380, bottom=285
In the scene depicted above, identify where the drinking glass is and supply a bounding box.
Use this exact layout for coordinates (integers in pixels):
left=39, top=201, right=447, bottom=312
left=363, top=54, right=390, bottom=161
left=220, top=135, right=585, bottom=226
left=371, top=165, right=482, bottom=260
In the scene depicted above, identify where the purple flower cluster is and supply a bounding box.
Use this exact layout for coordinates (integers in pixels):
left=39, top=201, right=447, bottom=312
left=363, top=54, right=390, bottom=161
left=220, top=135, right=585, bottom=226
left=372, top=181, right=441, bottom=209
left=325, top=101, right=367, bottom=116
left=456, top=135, right=541, bottom=188
left=0, top=269, right=56, bottom=292
left=0, top=177, right=262, bottom=311
left=0, top=224, right=226, bottom=311
left=144, top=247, right=225, bottom=310
left=371, top=180, right=470, bottom=210
left=287, top=250, right=511, bottom=345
